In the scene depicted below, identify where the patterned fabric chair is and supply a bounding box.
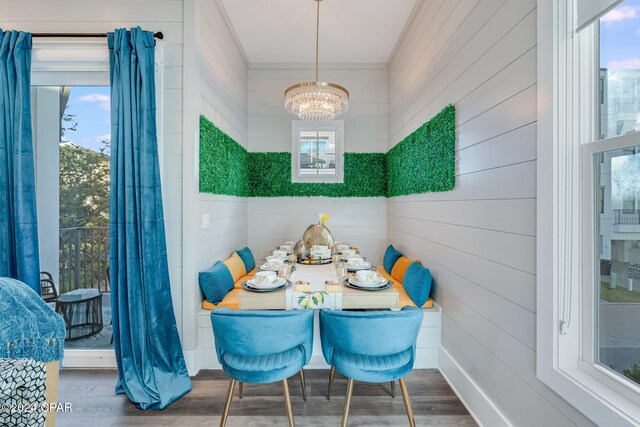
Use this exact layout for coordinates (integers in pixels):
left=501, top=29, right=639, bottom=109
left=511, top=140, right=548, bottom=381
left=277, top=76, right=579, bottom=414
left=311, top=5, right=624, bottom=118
left=0, top=358, right=47, bottom=426
left=0, top=277, right=65, bottom=427
left=210, top=308, right=313, bottom=427
left=319, top=307, right=424, bottom=427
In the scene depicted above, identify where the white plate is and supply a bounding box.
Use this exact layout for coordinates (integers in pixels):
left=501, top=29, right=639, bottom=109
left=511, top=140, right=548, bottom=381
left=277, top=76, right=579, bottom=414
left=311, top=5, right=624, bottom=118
left=345, top=262, right=371, bottom=270
left=247, top=277, right=287, bottom=289
left=260, top=264, right=283, bottom=271
left=265, top=256, right=289, bottom=262
left=347, top=277, right=388, bottom=288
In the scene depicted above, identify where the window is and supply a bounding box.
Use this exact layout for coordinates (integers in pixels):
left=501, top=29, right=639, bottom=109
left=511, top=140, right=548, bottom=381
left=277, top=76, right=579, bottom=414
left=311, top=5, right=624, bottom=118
left=291, top=120, right=344, bottom=183
left=594, top=146, right=640, bottom=386
left=538, top=0, right=640, bottom=424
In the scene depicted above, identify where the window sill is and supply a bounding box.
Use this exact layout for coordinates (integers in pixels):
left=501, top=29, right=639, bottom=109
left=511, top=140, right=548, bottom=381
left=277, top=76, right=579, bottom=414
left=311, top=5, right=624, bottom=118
left=539, top=362, right=640, bottom=426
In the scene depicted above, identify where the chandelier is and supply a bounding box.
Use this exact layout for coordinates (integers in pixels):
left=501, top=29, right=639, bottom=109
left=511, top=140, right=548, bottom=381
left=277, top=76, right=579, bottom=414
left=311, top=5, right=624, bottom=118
left=284, top=0, right=349, bottom=121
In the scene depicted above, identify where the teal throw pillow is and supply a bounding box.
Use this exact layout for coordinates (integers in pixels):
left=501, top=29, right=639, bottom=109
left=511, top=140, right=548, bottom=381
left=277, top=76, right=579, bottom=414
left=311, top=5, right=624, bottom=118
left=199, top=261, right=234, bottom=304
left=236, top=246, right=256, bottom=272
left=383, top=244, right=403, bottom=274
left=402, top=262, right=432, bottom=307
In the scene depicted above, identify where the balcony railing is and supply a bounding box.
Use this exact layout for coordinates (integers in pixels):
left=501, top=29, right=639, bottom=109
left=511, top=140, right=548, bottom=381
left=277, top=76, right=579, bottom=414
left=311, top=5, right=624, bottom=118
left=614, top=209, right=640, bottom=225
left=59, top=227, right=110, bottom=294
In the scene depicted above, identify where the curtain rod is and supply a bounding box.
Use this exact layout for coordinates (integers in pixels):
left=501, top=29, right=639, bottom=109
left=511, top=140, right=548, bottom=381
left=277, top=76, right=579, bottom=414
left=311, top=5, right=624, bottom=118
left=31, top=32, right=164, bottom=39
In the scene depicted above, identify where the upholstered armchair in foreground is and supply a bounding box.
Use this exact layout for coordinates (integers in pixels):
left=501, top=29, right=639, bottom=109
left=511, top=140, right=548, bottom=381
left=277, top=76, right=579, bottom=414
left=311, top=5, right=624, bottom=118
left=210, top=308, right=314, bottom=427
left=320, top=307, right=424, bottom=427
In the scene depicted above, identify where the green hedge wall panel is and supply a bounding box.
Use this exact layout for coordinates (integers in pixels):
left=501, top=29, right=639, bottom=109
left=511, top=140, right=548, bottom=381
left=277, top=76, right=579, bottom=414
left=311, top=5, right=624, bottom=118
left=199, top=104, right=455, bottom=198
left=386, top=104, right=455, bottom=197
left=199, top=116, right=249, bottom=196
left=248, top=152, right=386, bottom=197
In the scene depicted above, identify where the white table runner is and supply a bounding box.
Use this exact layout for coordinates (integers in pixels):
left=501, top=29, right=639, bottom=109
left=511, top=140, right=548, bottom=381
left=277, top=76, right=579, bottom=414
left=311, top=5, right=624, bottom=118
left=285, top=264, right=343, bottom=310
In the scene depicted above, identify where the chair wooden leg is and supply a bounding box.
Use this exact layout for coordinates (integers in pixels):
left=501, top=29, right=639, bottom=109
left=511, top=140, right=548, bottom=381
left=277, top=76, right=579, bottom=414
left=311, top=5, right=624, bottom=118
left=282, top=378, right=295, bottom=427
left=238, top=382, right=243, bottom=399
left=391, top=380, right=396, bottom=398
left=327, top=366, right=336, bottom=400
left=219, top=378, right=236, bottom=427
left=399, top=378, right=416, bottom=427
left=341, top=378, right=354, bottom=427
left=299, top=369, right=308, bottom=401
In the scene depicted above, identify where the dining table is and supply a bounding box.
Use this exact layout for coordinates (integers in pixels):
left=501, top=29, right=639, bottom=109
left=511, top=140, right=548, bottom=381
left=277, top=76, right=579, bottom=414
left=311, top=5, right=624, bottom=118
left=238, top=254, right=400, bottom=311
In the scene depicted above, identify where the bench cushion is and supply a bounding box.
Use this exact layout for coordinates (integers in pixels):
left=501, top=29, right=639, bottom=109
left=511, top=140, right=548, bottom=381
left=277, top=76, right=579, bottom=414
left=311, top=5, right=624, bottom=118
left=202, top=289, right=241, bottom=310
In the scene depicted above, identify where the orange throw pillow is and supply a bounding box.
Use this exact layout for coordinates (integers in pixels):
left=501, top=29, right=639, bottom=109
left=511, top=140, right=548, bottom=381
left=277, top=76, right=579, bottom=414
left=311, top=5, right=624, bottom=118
left=391, top=256, right=417, bottom=283
left=223, top=252, right=247, bottom=283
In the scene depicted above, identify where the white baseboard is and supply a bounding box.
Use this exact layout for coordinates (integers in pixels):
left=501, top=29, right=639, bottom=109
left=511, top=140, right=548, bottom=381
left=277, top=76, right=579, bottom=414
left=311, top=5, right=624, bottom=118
left=62, top=349, right=116, bottom=368
left=439, top=345, right=512, bottom=427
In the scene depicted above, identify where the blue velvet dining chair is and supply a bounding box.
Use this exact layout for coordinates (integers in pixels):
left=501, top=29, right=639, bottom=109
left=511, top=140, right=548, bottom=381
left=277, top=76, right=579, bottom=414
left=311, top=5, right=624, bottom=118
left=319, top=307, right=424, bottom=427
left=210, top=308, right=314, bottom=427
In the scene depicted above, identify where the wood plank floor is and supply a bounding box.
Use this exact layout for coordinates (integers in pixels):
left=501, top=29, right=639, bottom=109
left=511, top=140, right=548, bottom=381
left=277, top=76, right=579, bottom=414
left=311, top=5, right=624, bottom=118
left=56, top=369, right=477, bottom=426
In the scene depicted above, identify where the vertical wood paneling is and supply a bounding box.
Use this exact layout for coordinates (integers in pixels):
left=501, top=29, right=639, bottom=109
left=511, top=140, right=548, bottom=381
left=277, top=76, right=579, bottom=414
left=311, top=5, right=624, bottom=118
left=388, top=1, right=592, bottom=425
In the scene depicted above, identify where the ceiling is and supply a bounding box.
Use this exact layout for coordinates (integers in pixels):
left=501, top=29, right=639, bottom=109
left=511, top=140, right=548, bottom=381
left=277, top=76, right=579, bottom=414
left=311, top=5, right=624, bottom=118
left=219, top=0, right=418, bottom=64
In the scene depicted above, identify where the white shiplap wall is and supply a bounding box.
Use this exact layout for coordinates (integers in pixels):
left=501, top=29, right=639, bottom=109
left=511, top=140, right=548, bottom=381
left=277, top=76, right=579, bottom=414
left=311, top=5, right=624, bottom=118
left=388, top=1, right=593, bottom=426
left=248, top=64, right=388, bottom=264
left=188, top=0, right=249, bottom=372
left=195, top=0, right=248, bottom=273
left=0, top=0, right=186, bottom=336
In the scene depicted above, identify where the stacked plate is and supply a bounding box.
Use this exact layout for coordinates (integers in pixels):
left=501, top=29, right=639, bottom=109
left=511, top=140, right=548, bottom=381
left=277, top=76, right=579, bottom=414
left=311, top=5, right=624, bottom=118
left=345, top=261, right=373, bottom=271
left=260, top=263, right=283, bottom=271
left=243, top=277, right=288, bottom=292
left=345, top=277, right=392, bottom=291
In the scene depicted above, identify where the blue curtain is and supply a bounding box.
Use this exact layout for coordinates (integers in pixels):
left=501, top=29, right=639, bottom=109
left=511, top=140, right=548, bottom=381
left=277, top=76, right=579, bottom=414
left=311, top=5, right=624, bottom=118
left=0, top=29, right=40, bottom=295
left=108, top=27, right=191, bottom=409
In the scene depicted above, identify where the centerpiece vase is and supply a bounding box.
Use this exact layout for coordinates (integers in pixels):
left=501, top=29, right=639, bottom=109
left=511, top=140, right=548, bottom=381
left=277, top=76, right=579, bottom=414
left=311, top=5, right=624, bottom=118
left=302, top=223, right=335, bottom=250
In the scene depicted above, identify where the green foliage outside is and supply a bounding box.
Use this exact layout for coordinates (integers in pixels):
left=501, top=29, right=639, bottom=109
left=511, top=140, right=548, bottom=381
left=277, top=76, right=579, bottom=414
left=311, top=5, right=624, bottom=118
left=599, top=281, right=640, bottom=303
left=623, top=363, right=640, bottom=384
left=59, top=142, right=110, bottom=229
left=59, top=139, right=110, bottom=293
left=198, top=104, right=456, bottom=198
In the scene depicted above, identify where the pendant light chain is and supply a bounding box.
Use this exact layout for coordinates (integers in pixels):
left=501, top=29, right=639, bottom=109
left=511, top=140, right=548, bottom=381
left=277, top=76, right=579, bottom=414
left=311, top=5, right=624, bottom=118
left=283, top=0, right=349, bottom=121
left=316, top=0, right=320, bottom=82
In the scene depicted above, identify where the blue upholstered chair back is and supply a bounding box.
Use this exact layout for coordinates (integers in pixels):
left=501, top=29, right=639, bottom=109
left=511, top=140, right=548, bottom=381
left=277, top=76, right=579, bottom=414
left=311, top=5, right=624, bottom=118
left=320, top=307, right=423, bottom=366
left=210, top=309, right=314, bottom=364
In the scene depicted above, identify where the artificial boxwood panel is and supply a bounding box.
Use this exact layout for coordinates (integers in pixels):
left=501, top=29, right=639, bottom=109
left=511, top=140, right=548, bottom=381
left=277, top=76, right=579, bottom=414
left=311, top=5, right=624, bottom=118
left=199, top=104, right=455, bottom=198
left=199, top=115, right=249, bottom=196
left=248, top=152, right=386, bottom=197
left=386, top=104, right=456, bottom=196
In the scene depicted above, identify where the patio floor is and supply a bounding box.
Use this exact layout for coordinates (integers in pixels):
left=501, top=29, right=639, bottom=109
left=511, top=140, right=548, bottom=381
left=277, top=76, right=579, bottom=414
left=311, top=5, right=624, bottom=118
left=62, top=292, right=113, bottom=350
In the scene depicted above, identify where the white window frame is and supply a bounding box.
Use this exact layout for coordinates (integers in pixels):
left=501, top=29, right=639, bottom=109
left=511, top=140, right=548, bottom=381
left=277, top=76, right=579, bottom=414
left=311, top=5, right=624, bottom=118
left=291, top=120, right=344, bottom=183
left=537, top=0, right=640, bottom=425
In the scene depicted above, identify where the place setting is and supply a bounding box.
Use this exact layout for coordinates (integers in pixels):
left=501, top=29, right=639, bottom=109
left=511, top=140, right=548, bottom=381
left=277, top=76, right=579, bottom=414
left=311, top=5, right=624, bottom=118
left=242, top=271, right=292, bottom=293
left=343, top=255, right=374, bottom=272
left=343, top=269, right=392, bottom=292
left=261, top=247, right=298, bottom=271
